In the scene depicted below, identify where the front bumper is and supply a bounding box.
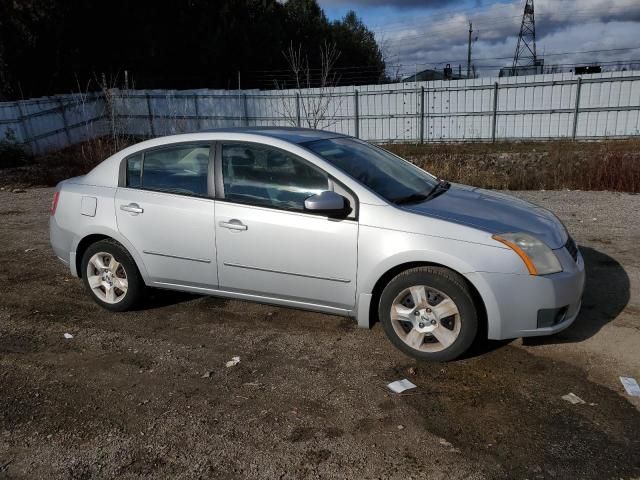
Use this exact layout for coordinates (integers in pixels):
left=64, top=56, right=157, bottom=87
left=466, top=247, right=585, bottom=340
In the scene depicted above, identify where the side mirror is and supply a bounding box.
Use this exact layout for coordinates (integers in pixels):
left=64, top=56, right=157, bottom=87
left=304, top=191, right=351, bottom=217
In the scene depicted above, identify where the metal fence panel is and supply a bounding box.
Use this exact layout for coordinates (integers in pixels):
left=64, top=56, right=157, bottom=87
left=1, top=70, right=640, bottom=153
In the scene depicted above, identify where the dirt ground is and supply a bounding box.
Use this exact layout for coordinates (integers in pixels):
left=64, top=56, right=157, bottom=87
left=0, top=187, right=639, bottom=480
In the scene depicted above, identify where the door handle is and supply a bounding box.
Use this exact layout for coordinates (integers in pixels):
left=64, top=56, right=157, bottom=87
left=218, top=219, right=248, bottom=231
left=120, top=203, right=144, bottom=214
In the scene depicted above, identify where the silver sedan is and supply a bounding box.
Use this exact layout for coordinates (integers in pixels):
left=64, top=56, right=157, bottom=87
left=49, top=128, right=585, bottom=361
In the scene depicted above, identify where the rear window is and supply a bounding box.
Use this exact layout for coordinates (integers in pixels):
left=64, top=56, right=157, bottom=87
left=126, top=145, right=210, bottom=197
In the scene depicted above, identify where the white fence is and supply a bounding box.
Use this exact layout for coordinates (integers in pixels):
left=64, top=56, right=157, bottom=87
left=2, top=70, right=640, bottom=154
left=0, top=93, right=109, bottom=153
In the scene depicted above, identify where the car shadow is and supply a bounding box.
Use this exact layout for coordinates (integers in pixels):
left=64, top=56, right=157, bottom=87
left=127, top=246, right=628, bottom=351
left=523, top=245, right=630, bottom=346
left=134, top=288, right=204, bottom=311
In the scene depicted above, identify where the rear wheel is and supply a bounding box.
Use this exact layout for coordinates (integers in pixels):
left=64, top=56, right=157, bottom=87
left=81, top=239, right=143, bottom=312
left=379, top=266, right=478, bottom=362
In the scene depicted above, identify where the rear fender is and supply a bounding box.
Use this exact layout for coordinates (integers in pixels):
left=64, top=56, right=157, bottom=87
left=71, top=226, right=150, bottom=282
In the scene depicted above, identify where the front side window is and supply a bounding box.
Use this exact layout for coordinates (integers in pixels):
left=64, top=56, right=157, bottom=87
left=222, top=143, right=328, bottom=211
left=304, top=137, right=438, bottom=204
left=126, top=145, right=210, bottom=196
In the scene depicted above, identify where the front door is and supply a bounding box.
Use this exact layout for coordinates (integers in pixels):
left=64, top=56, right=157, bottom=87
left=115, top=143, right=218, bottom=288
left=214, top=142, right=358, bottom=310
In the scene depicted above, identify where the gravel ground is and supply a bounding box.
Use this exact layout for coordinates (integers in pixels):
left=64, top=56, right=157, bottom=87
left=0, top=187, right=639, bottom=480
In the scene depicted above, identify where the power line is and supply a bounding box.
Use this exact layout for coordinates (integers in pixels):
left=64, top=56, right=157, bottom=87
left=250, top=59, right=640, bottom=87
left=250, top=46, right=640, bottom=77
left=420, top=45, right=640, bottom=65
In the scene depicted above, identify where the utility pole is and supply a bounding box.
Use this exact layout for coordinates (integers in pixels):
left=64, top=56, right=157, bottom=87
left=237, top=71, right=241, bottom=90
left=467, top=22, right=473, bottom=78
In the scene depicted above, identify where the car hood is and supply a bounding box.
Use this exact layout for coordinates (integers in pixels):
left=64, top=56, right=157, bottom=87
left=403, top=184, right=568, bottom=249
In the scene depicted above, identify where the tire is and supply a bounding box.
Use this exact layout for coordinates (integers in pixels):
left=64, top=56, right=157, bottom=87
left=81, top=239, right=143, bottom=312
left=378, top=266, right=478, bottom=362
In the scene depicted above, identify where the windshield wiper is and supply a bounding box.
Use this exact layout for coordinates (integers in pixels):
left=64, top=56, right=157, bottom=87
left=423, top=179, right=450, bottom=201
left=394, top=192, right=430, bottom=205
left=393, top=180, right=450, bottom=205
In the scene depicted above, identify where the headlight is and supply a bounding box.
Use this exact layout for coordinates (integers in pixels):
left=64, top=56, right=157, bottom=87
left=492, top=233, right=562, bottom=276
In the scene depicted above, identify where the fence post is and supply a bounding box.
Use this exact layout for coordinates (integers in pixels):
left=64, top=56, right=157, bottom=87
left=354, top=90, right=360, bottom=139
left=193, top=94, right=201, bottom=131
left=425, top=86, right=430, bottom=142
left=58, top=97, right=72, bottom=145
left=491, top=82, right=499, bottom=143
left=572, top=77, right=582, bottom=140
left=242, top=94, right=249, bottom=126
left=295, top=93, right=301, bottom=127
left=107, top=89, right=118, bottom=140
left=145, top=92, right=155, bottom=137
left=419, top=86, right=425, bottom=144
left=17, top=100, right=40, bottom=153
left=15, top=101, right=34, bottom=153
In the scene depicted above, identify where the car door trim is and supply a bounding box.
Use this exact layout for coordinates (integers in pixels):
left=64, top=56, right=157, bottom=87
left=143, top=250, right=212, bottom=264
left=223, top=262, right=351, bottom=283
left=207, top=141, right=217, bottom=197
left=214, top=198, right=358, bottom=223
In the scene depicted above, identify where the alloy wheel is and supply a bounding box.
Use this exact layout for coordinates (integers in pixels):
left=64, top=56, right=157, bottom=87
left=86, top=252, right=128, bottom=304
left=390, top=285, right=461, bottom=352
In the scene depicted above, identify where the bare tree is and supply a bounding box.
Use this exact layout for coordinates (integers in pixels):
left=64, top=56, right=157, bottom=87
left=376, top=34, right=397, bottom=84
left=275, top=41, right=342, bottom=129
left=95, top=71, right=139, bottom=150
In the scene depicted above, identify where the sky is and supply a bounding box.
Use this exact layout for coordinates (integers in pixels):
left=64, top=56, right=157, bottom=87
left=317, top=0, right=640, bottom=78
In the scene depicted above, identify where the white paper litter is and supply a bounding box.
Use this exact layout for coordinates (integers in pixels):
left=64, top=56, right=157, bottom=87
left=225, top=356, right=241, bottom=368
left=63, top=333, right=73, bottom=339
left=387, top=379, right=417, bottom=394
left=620, top=377, right=640, bottom=397
left=561, top=392, right=586, bottom=405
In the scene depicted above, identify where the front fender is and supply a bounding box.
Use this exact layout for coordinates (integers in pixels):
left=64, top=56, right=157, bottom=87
left=354, top=225, right=525, bottom=328
left=356, top=225, right=525, bottom=296
left=359, top=249, right=478, bottom=296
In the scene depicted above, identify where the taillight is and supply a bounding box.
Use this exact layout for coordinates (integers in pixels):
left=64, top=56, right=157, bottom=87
left=50, top=191, right=60, bottom=215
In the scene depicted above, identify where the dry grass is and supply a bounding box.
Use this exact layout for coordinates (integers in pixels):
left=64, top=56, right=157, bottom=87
left=384, top=140, right=640, bottom=192
left=0, top=136, right=140, bottom=187
left=1, top=137, right=640, bottom=193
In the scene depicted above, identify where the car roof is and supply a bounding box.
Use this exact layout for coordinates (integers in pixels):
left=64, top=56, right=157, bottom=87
left=201, top=127, right=346, bottom=144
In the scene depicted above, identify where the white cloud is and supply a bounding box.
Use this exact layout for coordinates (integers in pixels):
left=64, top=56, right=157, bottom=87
left=367, top=0, right=640, bottom=76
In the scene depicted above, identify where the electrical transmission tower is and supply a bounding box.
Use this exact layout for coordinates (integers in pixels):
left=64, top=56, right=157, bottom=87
left=512, top=0, right=537, bottom=68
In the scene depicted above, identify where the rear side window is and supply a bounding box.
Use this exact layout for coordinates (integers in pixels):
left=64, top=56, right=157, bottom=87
left=126, top=154, right=142, bottom=188
left=126, top=145, right=210, bottom=196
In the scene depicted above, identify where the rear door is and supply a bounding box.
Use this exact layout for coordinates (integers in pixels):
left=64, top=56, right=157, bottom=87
left=214, top=142, right=358, bottom=310
left=115, top=143, right=218, bottom=288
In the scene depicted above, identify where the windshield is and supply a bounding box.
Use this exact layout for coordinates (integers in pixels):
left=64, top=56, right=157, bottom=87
left=304, top=137, right=438, bottom=204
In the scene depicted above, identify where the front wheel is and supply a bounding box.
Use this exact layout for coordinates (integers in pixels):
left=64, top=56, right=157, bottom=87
left=378, top=266, right=478, bottom=362
left=81, top=239, right=143, bottom=312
